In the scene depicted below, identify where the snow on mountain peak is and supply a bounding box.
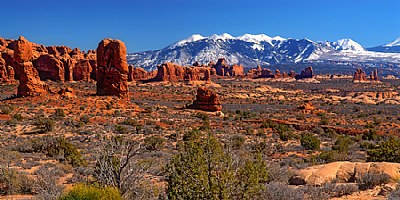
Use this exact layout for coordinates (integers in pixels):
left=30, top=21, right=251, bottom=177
left=384, top=38, right=400, bottom=47
left=209, top=33, right=234, bottom=41
left=172, top=34, right=205, bottom=48
left=335, top=38, right=365, bottom=51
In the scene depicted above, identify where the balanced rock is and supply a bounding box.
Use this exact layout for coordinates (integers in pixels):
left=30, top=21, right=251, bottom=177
left=187, top=87, right=222, bottom=112
left=96, top=39, right=129, bottom=98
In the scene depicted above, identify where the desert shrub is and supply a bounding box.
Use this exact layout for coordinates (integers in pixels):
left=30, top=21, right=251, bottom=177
left=362, top=129, right=378, bottom=141
left=357, top=173, right=391, bottom=190
left=260, top=119, right=275, bottom=128
left=332, top=135, right=354, bottom=154
left=122, top=117, right=140, bottom=126
left=34, top=118, right=55, bottom=133
left=267, top=163, right=293, bottom=183
left=301, top=132, right=320, bottom=150
left=322, top=183, right=358, bottom=197
left=230, top=134, right=246, bottom=150
left=262, top=182, right=304, bottom=200
left=12, top=113, right=23, bottom=121
left=319, top=113, right=329, bottom=125
left=79, top=115, right=90, bottom=124
left=0, top=167, right=33, bottom=195
left=34, top=167, right=65, bottom=200
left=389, top=185, right=400, bottom=200
left=94, top=136, right=152, bottom=199
left=312, top=150, right=347, bottom=164
left=59, top=184, right=121, bottom=200
left=0, top=104, right=14, bottom=114
left=144, top=135, right=165, bottom=151
left=304, top=185, right=329, bottom=200
left=113, top=125, right=127, bottom=134
left=367, top=137, right=400, bottom=162
left=30, top=136, right=85, bottom=167
left=54, top=108, right=66, bottom=118
left=166, top=132, right=268, bottom=199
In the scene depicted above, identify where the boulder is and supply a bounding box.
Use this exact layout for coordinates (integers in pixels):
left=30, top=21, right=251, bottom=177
left=289, top=162, right=400, bottom=186
left=96, top=39, right=129, bottom=98
left=187, top=87, right=222, bottom=112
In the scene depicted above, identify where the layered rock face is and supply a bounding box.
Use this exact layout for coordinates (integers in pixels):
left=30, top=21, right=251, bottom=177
left=13, top=36, right=48, bottom=97
left=96, top=39, right=129, bottom=98
left=295, top=66, right=313, bottom=79
left=150, top=62, right=211, bottom=83
left=187, top=87, right=222, bottom=112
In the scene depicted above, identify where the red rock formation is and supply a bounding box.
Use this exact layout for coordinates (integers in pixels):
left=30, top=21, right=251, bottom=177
left=33, top=54, right=65, bottom=82
left=187, top=87, right=222, bottom=112
left=370, top=69, right=379, bottom=81
left=353, top=68, right=367, bottom=82
left=96, top=39, right=129, bottom=98
left=260, top=68, right=275, bottom=78
left=73, top=59, right=92, bottom=82
left=289, top=70, right=296, bottom=78
left=275, top=69, right=283, bottom=78
left=150, top=62, right=211, bottom=83
left=231, top=64, right=244, bottom=76
left=295, top=66, right=313, bottom=80
left=58, top=87, right=76, bottom=98
left=13, top=36, right=47, bottom=97
left=128, top=65, right=154, bottom=81
left=298, top=102, right=315, bottom=114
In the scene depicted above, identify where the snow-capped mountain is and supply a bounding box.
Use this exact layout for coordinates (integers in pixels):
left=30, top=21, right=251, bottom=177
left=367, top=38, right=400, bottom=53
left=127, top=34, right=400, bottom=71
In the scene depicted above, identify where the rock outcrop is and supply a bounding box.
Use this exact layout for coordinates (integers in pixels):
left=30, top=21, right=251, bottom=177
left=13, top=36, right=48, bottom=97
left=353, top=68, right=367, bottom=82
left=150, top=62, right=211, bottom=83
left=187, top=87, right=222, bottom=112
left=211, top=58, right=244, bottom=76
left=1, top=36, right=97, bottom=84
left=96, top=39, right=129, bottom=98
left=0, top=53, right=15, bottom=83
left=289, top=162, right=400, bottom=186
left=33, top=54, right=65, bottom=82
left=298, top=102, right=315, bottom=114
left=128, top=65, right=155, bottom=81
left=295, top=66, right=313, bottom=79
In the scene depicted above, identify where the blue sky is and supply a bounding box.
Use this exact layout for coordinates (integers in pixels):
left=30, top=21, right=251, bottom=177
left=1, top=0, right=399, bottom=52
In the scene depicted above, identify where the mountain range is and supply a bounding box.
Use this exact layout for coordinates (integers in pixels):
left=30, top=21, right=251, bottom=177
left=127, top=34, right=400, bottom=71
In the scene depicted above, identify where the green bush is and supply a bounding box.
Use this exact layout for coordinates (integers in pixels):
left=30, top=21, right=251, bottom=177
left=362, top=129, right=378, bottom=141
left=230, top=134, right=246, bottom=150
left=166, top=132, right=268, bottom=199
left=30, top=137, right=85, bottom=167
left=55, top=109, right=66, bottom=118
left=34, top=118, right=55, bottom=133
left=367, top=137, right=400, bottom=162
left=12, top=113, right=23, bottom=121
left=144, top=136, right=165, bottom=150
left=301, top=133, right=320, bottom=150
left=59, top=184, right=121, bottom=200
left=332, top=136, right=353, bottom=154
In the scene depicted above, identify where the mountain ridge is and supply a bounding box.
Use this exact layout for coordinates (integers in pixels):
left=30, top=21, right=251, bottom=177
left=127, top=33, right=400, bottom=71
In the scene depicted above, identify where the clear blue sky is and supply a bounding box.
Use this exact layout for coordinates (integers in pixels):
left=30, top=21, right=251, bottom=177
left=1, top=0, right=399, bottom=52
